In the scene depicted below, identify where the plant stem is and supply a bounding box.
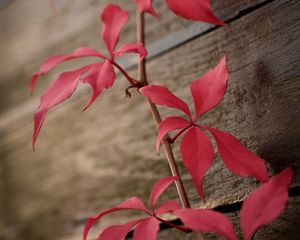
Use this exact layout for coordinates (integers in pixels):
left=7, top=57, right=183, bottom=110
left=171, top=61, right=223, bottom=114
left=136, top=8, right=205, bottom=240
left=170, top=125, right=192, bottom=143
left=136, top=7, right=190, bottom=209
left=111, top=61, right=139, bottom=86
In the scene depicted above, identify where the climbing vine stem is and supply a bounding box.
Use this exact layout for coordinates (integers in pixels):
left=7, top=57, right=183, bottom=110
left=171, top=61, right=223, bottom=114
left=135, top=6, right=205, bottom=240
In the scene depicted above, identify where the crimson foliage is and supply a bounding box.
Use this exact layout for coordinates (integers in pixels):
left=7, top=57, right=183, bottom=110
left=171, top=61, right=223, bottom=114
left=30, top=1, right=294, bottom=240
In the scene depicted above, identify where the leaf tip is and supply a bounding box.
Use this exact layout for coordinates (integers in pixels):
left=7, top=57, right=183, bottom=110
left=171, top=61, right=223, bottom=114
left=32, top=143, right=36, bottom=152
left=155, top=141, right=161, bottom=154
left=30, top=74, right=39, bottom=95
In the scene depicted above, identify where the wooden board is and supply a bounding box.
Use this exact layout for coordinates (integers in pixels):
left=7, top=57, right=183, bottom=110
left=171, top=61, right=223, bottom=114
left=0, top=0, right=267, bottom=115
left=157, top=196, right=300, bottom=240
left=0, top=0, right=299, bottom=239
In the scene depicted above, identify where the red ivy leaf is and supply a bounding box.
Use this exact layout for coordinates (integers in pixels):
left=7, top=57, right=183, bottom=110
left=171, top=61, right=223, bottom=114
left=174, top=209, right=237, bottom=240
left=240, top=167, right=293, bottom=240
left=83, top=176, right=179, bottom=240
left=205, top=127, right=269, bottom=182
left=150, top=176, right=179, bottom=209
left=140, top=56, right=269, bottom=200
left=133, top=217, right=161, bottom=240
left=165, top=0, right=224, bottom=25
left=81, top=60, right=116, bottom=110
left=140, top=85, right=191, bottom=117
left=180, top=127, right=214, bottom=198
left=31, top=4, right=149, bottom=148
left=99, top=219, right=145, bottom=240
left=83, top=197, right=148, bottom=240
left=190, top=56, right=228, bottom=119
left=32, top=65, right=93, bottom=149
left=33, top=111, right=46, bottom=151
left=80, top=62, right=103, bottom=104
left=101, top=4, right=129, bottom=58
left=135, top=0, right=158, bottom=17
left=114, top=43, right=148, bottom=61
left=80, top=62, right=103, bottom=85
left=30, top=47, right=103, bottom=94
left=156, top=116, right=190, bottom=152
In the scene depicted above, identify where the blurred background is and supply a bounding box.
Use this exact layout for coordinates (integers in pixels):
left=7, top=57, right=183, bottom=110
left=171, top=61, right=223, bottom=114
left=0, top=0, right=299, bottom=240
left=0, top=1, right=192, bottom=239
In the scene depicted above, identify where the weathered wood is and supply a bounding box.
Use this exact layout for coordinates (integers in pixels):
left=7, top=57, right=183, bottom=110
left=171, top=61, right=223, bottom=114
left=157, top=196, right=300, bottom=240
left=144, top=0, right=300, bottom=206
left=0, top=0, right=267, bottom=115
left=0, top=0, right=299, bottom=239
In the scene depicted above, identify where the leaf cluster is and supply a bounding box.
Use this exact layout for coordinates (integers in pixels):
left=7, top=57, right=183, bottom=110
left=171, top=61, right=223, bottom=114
left=30, top=1, right=294, bottom=240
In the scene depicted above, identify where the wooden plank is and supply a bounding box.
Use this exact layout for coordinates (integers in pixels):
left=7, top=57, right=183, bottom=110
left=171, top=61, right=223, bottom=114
left=0, top=0, right=268, bottom=115
left=157, top=196, right=300, bottom=240
left=18, top=195, right=296, bottom=240
left=142, top=0, right=300, bottom=206
left=0, top=0, right=16, bottom=10
left=1, top=0, right=299, bottom=215
left=0, top=0, right=268, bottom=79
left=0, top=0, right=299, bottom=239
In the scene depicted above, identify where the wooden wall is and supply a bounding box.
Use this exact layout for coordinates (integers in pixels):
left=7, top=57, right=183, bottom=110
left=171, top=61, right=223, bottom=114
left=0, top=0, right=299, bottom=239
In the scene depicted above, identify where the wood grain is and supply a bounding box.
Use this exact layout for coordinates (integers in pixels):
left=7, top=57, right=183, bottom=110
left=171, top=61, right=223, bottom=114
left=0, top=0, right=267, bottom=115
left=157, top=196, right=300, bottom=240
left=0, top=0, right=299, bottom=239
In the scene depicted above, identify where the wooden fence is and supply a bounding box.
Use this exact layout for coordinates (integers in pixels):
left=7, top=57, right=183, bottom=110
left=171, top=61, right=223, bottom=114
left=0, top=0, right=299, bottom=239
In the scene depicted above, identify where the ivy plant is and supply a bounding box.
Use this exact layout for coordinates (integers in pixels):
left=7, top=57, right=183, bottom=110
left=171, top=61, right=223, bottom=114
left=30, top=1, right=294, bottom=239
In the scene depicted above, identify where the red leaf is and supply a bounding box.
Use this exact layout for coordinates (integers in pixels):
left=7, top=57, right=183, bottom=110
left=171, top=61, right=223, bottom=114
left=83, top=197, right=148, bottom=240
left=165, top=0, right=224, bottom=25
left=33, top=111, right=46, bottom=151
left=97, top=60, right=116, bottom=89
left=30, top=47, right=104, bottom=94
left=99, top=219, right=145, bottom=240
left=150, top=176, right=179, bottom=209
left=180, top=127, right=214, bottom=198
left=82, top=60, right=116, bottom=110
left=205, top=127, right=269, bottom=182
left=140, top=85, right=191, bottom=117
left=32, top=65, right=92, bottom=149
left=135, top=0, right=158, bottom=17
left=240, top=167, right=293, bottom=240
left=155, top=200, right=181, bottom=215
left=133, top=217, right=160, bottom=240
left=114, top=43, right=148, bottom=61
left=101, top=4, right=128, bottom=58
left=174, top=209, right=237, bottom=240
left=190, top=56, right=228, bottom=119
left=156, top=116, right=190, bottom=152
left=81, top=63, right=104, bottom=85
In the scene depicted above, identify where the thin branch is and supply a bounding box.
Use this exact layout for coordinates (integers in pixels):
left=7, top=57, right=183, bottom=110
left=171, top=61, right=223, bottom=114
left=111, top=60, right=139, bottom=86
left=170, top=125, right=192, bottom=143
left=135, top=8, right=205, bottom=240
left=136, top=8, right=190, bottom=209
